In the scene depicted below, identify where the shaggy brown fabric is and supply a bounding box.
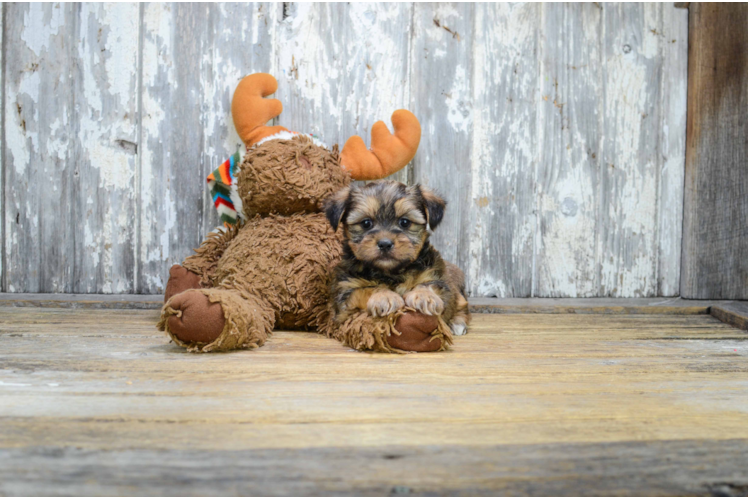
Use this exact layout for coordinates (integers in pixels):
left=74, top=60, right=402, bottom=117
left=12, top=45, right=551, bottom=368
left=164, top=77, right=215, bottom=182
left=237, top=136, right=350, bottom=216
left=164, top=264, right=203, bottom=302
left=214, top=212, right=343, bottom=330
left=182, top=224, right=242, bottom=288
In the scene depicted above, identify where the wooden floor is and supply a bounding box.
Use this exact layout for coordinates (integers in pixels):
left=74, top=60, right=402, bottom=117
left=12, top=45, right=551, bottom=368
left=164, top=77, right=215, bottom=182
left=1, top=307, right=747, bottom=496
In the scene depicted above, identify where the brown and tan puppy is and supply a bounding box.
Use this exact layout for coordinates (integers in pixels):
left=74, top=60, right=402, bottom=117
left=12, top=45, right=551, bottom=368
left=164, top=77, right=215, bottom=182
left=325, top=181, right=470, bottom=338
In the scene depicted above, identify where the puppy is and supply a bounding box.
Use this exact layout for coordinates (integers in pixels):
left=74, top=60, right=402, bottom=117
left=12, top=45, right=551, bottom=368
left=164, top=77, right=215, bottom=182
left=324, top=180, right=470, bottom=336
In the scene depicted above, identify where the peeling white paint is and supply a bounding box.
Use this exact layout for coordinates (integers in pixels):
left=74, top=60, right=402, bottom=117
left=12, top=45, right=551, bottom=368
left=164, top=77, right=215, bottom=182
left=45, top=118, right=68, bottom=160
left=597, top=3, right=662, bottom=297
left=445, top=65, right=472, bottom=134
left=103, top=4, right=139, bottom=110
left=5, top=91, right=32, bottom=175
left=656, top=5, right=688, bottom=296
left=84, top=224, right=100, bottom=268
left=21, top=3, right=62, bottom=57
left=71, top=3, right=139, bottom=293
left=139, top=2, right=174, bottom=282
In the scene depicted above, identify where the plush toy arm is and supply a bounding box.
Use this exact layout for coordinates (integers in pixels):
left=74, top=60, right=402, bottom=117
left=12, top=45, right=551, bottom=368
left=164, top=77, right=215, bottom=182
left=181, top=224, right=241, bottom=288
left=340, top=110, right=421, bottom=181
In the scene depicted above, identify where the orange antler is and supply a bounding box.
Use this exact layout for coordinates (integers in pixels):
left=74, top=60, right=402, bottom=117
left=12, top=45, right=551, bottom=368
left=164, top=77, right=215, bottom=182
left=232, top=73, right=289, bottom=147
left=340, top=110, right=421, bottom=181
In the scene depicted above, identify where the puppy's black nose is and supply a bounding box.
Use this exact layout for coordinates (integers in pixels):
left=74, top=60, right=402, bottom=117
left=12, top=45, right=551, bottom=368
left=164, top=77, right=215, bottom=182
left=377, top=239, right=394, bottom=252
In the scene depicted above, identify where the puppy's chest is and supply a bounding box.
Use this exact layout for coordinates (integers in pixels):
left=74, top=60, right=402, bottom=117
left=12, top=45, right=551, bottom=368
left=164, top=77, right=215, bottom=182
left=353, top=265, right=438, bottom=294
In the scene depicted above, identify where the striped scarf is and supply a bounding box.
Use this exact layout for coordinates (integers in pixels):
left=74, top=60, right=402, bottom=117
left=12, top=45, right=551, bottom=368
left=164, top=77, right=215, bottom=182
left=207, top=151, right=242, bottom=226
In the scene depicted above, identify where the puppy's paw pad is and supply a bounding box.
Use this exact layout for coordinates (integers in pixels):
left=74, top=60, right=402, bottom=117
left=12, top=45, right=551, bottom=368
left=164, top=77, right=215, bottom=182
left=367, top=291, right=405, bottom=317
left=404, top=288, right=444, bottom=316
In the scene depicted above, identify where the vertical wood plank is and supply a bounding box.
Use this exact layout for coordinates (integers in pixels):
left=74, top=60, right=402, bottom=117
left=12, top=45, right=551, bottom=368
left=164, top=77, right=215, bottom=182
left=469, top=3, right=538, bottom=297
left=681, top=3, right=748, bottom=299
left=656, top=4, right=688, bottom=296
left=139, top=3, right=204, bottom=294
left=3, top=3, right=76, bottom=292
left=1, top=2, right=5, bottom=292
left=598, top=3, right=663, bottom=297
left=275, top=3, right=412, bottom=183
left=410, top=3, right=474, bottom=278
left=535, top=3, right=602, bottom=297
left=139, top=3, right=279, bottom=294
left=74, top=3, right=140, bottom=293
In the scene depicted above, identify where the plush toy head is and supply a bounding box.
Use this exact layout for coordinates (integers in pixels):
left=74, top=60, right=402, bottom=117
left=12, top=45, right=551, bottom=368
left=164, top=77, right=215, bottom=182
left=235, top=135, right=349, bottom=216
left=207, top=73, right=422, bottom=223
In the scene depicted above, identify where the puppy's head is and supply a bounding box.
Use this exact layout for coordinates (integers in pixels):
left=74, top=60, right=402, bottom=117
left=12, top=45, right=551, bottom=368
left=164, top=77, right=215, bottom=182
left=324, top=181, right=446, bottom=271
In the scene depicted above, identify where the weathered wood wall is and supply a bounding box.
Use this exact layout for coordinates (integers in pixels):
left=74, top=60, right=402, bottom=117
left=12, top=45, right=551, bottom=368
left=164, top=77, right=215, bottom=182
left=1, top=3, right=688, bottom=297
left=681, top=3, right=748, bottom=300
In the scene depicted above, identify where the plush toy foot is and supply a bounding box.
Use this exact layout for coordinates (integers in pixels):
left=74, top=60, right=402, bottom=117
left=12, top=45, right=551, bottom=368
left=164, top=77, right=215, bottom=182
left=164, top=264, right=203, bottom=302
left=165, top=290, right=225, bottom=344
left=390, top=311, right=442, bottom=352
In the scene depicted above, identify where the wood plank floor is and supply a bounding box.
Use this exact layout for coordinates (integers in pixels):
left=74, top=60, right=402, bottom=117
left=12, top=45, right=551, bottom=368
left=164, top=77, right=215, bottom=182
left=1, top=307, right=747, bottom=495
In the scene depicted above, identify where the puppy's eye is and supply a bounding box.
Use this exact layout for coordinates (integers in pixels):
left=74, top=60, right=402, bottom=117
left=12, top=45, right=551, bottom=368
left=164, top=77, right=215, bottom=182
left=398, top=218, right=411, bottom=229
left=360, top=219, right=373, bottom=230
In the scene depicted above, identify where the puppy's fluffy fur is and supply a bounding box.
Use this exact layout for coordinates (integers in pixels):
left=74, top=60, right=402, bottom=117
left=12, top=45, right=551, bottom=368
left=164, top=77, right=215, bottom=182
left=324, top=181, right=470, bottom=336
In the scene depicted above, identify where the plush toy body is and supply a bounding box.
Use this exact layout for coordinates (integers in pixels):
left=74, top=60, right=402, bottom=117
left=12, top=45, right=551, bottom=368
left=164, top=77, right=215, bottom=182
left=158, top=74, right=463, bottom=353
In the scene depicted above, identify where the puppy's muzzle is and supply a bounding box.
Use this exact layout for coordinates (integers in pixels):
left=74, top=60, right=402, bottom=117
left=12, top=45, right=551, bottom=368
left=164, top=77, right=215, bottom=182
left=377, top=239, right=394, bottom=252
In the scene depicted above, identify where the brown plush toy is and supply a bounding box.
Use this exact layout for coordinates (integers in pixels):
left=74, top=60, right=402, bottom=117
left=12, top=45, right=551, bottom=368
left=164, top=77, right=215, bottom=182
left=158, top=73, right=454, bottom=353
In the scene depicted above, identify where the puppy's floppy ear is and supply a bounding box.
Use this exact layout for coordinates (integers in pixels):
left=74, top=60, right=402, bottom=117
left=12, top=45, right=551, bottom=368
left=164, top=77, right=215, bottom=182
left=324, top=186, right=351, bottom=231
left=418, top=185, right=446, bottom=230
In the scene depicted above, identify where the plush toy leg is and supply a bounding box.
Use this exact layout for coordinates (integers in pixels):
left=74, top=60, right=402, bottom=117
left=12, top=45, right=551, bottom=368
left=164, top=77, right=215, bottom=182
left=158, top=288, right=275, bottom=353
left=390, top=312, right=444, bottom=352
left=164, top=264, right=203, bottom=302
left=324, top=309, right=453, bottom=353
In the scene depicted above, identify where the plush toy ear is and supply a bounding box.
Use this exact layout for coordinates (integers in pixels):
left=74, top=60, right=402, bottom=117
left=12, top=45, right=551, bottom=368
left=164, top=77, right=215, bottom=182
left=324, top=186, right=352, bottom=232
left=418, top=185, right=446, bottom=230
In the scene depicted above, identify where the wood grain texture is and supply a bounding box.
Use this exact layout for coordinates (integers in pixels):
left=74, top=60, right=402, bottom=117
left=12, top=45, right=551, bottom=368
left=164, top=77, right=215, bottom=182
left=598, top=3, right=677, bottom=298
left=2, top=3, right=690, bottom=297
left=536, top=3, right=602, bottom=297
left=0, top=3, right=5, bottom=292
left=4, top=3, right=77, bottom=292
left=411, top=3, right=474, bottom=276
left=469, top=3, right=537, bottom=298
left=681, top=3, right=748, bottom=300
left=0, top=308, right=747, bottom=494
left=275, top=3, right=412, bottom=184
left=711, top=302, right=748, bottom=331
left=2, top=440, right=748, bottom=496
left=657, top=5, right=688, bottom=297
left=74, top=3, right=140, bottom=293
left=138, top=3, right=200, bottom=295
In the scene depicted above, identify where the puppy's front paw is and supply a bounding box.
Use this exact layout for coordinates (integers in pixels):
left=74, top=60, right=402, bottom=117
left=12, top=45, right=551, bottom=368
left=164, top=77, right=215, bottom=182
left=404, top=287, right=444, bottom=316
left=367, top=290, right=405, bottom=317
